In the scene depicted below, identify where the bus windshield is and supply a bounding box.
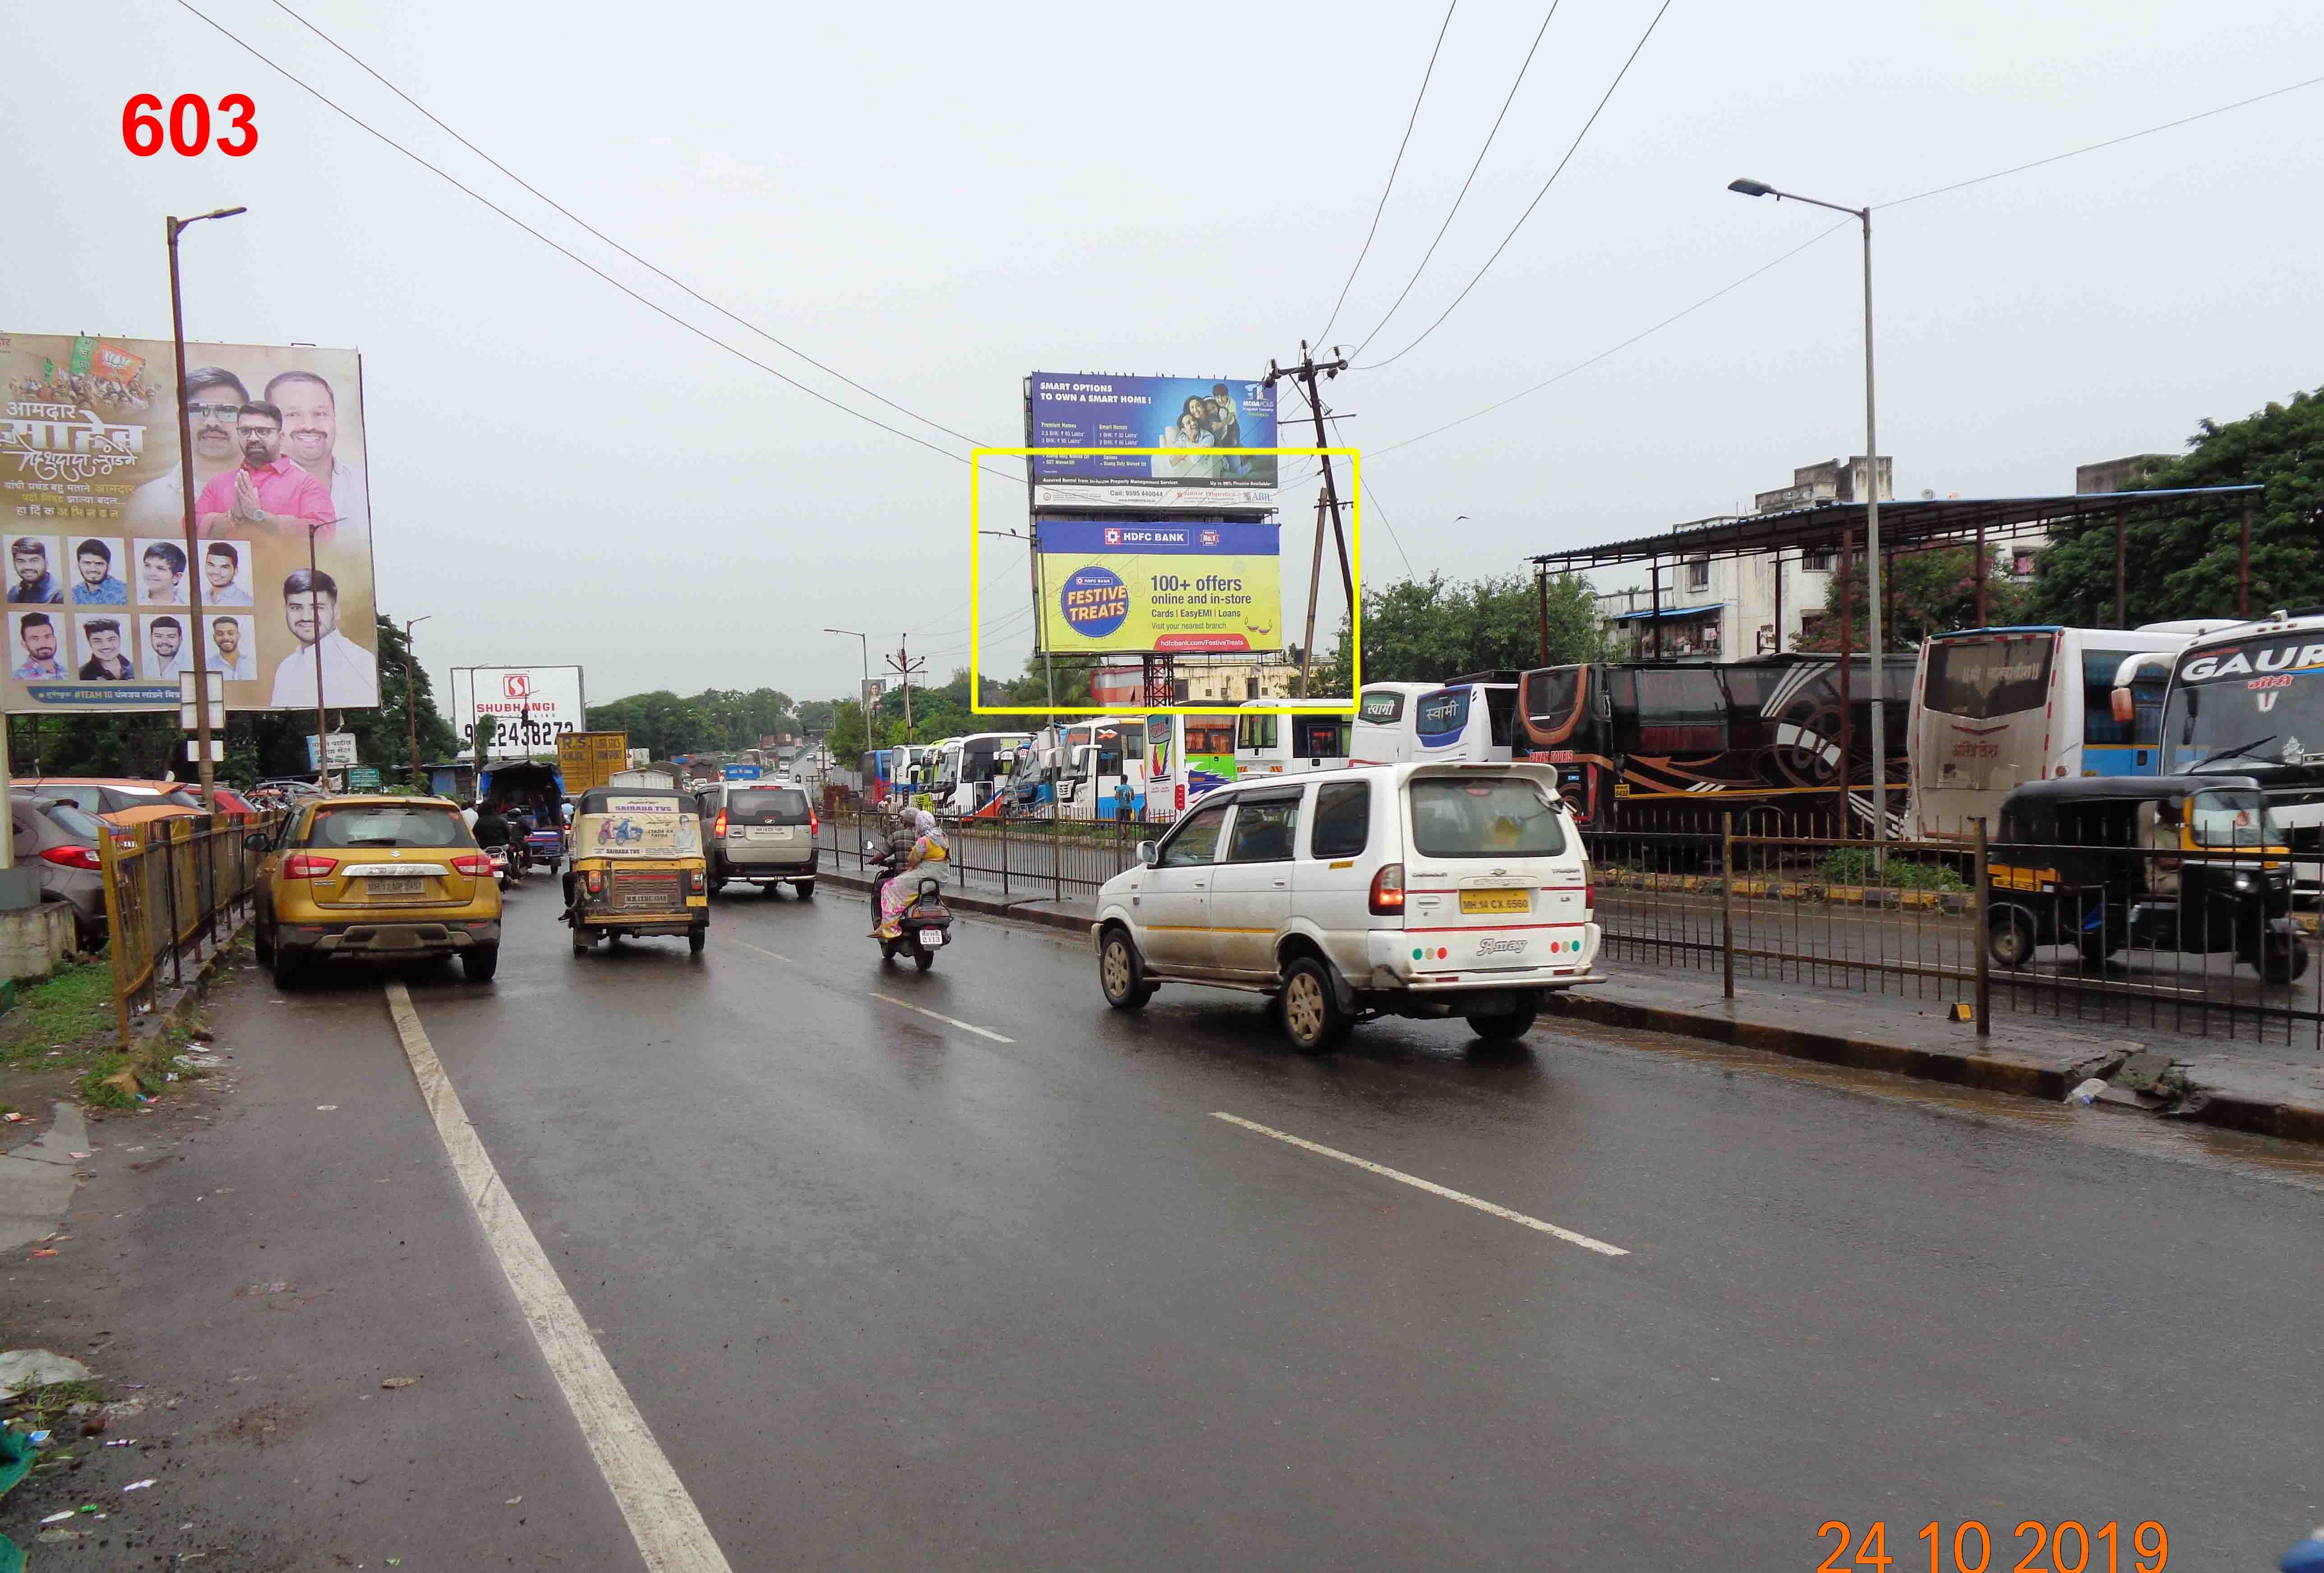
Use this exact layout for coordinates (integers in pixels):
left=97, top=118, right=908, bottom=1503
left=1923, top=635, right=2053, bottom=719
left=2163, top=635, right=2324, bottom=771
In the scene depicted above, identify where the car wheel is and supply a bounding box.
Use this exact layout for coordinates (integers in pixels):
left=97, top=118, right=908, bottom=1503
left=794, top=881, right=815, bottom=899
left=1987, top=909, right=2037, bottom=970
left=461, top=945, right=500, bottom=983
left=1099, top=928, right=1153, bottom=1010
left=271, top=945, right=308, bottom=990
left=1278, top=957, right=1351, bottom=1053
left=572, top=928, right=593, bottom=955
left=1466, top=1001, right=1538, bottom=1043
left=253, top=916, right=275, bottom=964
left=688, top=926, right=707, bottom=955
left=2076, top=930, right=2115, bottom=971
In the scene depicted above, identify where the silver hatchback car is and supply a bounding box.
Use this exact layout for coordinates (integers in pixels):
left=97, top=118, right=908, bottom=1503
left=697, top=782, right=820, bottom=898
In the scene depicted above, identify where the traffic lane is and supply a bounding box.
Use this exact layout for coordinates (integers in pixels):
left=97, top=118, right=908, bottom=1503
left=712, top=887, right=2324, bottom=1558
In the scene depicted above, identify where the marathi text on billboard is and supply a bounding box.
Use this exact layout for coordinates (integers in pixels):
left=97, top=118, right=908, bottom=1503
left=0, top=332, right=378, bottom=714
left=1027, top=374, right=1276, bottom=512
left=1035, top=518, right=1281, bottom=655
left=450, top=665, right=586, bottom=759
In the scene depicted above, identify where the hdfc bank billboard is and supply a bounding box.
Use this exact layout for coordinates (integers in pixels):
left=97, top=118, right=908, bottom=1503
left=449, top=665, right=585, bottom=759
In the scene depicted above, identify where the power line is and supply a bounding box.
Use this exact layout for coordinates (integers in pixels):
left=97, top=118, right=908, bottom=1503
left=1316, top=0, right=1461, bottom=346
left=1369, top=67, right=2324, bottom=457
left=1346, top=0, right=1567, bottom=356
left=173, top=1, right=1022, bottom=488
left=1358, top=475, right=1418, bottom=579
left=1358, top=0, right=1675, bottom=370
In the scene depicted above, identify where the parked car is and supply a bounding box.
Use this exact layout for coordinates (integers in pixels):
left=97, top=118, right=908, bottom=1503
left=694, top=781, right=819, bottom=897
left=9, top=792, right=111, bottom=947
left=250, top=795, right=503, bottom=986
left=1091, top=761, right=1603, bottom=1051
left=15, top=777, right=202, bottom=822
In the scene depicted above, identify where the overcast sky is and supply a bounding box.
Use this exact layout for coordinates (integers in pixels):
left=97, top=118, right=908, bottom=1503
left=10, top=0, right=2320, bottom=707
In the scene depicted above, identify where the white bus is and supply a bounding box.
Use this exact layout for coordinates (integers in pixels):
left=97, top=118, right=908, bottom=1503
left=1351, top=676, right=1519, bottom=765
left=1008, top=716, right=1150, bottom=818
left=931, top=732, right=1030, bottom=819
left=1143, top=711, right=1240, bottom=821
left=1907, top=623, right=2232, bottom=837
left=1233, top=698, right=1352, bottom=779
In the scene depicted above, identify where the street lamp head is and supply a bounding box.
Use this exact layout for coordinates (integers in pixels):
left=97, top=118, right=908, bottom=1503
left=203, top=205, right=249, bottom=221
left=1727, top=179, right=1775, bottom=198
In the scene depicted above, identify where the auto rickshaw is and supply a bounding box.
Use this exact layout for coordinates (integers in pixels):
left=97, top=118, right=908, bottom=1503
left=1984, top=774, right=2311, bottom=984
left=562, top=786, right=710, bottom=955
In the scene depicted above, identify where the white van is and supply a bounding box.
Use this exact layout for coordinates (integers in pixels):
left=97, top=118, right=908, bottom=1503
left=1091, top=761, right=1601, bottom=1051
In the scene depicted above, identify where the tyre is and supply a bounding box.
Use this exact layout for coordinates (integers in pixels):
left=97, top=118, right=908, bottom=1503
left=688, top=926, right=707, bottom=955
left=1466, top=1001, right=1539, bottom=1043
left=1098, top=927, right=1153, bottom=1011
left=914, top=945, right=935, bottom=972
left=2260, top=932, right=2306, bottom=986
left=1987, top=909, right=2037, bottom=970
left=793, top=881, right=815, bottom=899
left=271, top=944, right=309, bottom=990
left=1278, top=957, right=1351, bottom=1053
left=461, top=945, right=500, bottom=983
left=572, top=928, right=593, bottom=955
left=253, top=916, right=275, bottom=964
left=2076, top=929, right=2115, bottom=971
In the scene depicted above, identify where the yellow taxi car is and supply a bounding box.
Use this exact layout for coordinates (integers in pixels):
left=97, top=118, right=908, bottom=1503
left=250, top=795, right=503, bottom=987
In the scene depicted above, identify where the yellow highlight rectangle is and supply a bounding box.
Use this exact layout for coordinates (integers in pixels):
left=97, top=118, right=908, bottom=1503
left=969, top=447, right=1361, bottom=716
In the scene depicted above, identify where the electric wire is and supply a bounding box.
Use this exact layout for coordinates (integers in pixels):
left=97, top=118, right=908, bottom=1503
left=1358, top=0, right=1676, bottom=369
left=1358, top=475, right=1419, bottom=579
left=173, top=1, right=1022, bottom=487
left=1316, top=0, right=1460, bottom=346
left=1346, top=0, right=1567, bottom=356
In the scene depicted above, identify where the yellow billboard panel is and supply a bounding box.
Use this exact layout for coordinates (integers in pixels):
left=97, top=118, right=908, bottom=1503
left=1036, top=517, right=1280, bottom=654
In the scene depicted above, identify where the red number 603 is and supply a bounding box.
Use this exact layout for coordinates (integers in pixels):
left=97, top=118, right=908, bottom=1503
left=122, top=94, right=257, bottom=157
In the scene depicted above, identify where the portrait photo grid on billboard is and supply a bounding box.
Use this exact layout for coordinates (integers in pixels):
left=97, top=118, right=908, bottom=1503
left=0, top=332, right=378, bottom=713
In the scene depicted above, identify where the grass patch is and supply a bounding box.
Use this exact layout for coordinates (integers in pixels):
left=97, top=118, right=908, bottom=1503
left=12, top=1379, right=106, bottom=1426
left=0, top=957, right=116, bottom=1068
left=76, top=1053, right=144, bottom=1108
left=1817, top=848, right=1967, bottom=892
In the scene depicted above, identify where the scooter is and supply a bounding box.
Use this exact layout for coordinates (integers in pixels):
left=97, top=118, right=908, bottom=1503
left=867, top=842, right=954, bottom=971
left=487, top=843, right=514, bottom=890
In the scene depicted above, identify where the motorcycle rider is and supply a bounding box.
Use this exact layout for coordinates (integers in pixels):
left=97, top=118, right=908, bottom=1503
left=868, top=804, right=941, bottom=938
left=473, top=799, right=520, bottom=886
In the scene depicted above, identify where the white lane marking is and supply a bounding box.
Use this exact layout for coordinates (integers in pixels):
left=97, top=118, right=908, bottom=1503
left=728, top=939, right=793, bottom=964
left=384, top=983, right=733, bottom=1573
left=1209, top=1112, right=1628, bottom=1258
left=869, top=993, right=1015, bottom=1043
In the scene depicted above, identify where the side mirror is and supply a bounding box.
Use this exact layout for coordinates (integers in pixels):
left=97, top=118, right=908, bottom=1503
left=1136, top=840, right=1157, bottom=866
left=2110, top=686, right=2135, bottom=726
left=865, top=840, right=881, bottom=853
left=244, top=832, right=271, bottom=854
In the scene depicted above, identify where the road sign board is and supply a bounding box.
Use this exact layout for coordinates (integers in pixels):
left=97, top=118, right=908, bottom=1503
left=345, top=766, right=383, bottom=791
left=721, top=764, right=762, bottom=781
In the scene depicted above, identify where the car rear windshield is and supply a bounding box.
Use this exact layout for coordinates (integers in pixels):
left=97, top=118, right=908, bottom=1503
left=1408, top=777, right=1568, bottom=858
left=729, top=788, right=811, bottom=824
left=42, top=803, right=106, bottom=840
left=306, top=806, right=470, bottom=849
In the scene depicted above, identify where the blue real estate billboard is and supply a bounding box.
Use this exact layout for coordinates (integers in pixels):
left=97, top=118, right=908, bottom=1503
left=1027, top=373, right=1276, bottom=512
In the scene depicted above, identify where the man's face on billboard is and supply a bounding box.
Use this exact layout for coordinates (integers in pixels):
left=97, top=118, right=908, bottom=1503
left=151, top=623, right=181, bottom=659
left=76, top=552, right=107, bottom=588
left=276, top=382, right=337, bottom=470
left=212, top=620, right=241, bottom=658
left=21, top=623, right=55, bottom=661
left=285, top=590, right=337, bottom=646
left=88, top=627, right=119, bottom=660
left=205, top=550, right=237, bottom=591
left=237, top=413, right=283, bottom=468
left=140, top=555, right=180, bottom=601
left=187, top=385, right=241, bottom=458
left=12, top=547, right=43, bottom=587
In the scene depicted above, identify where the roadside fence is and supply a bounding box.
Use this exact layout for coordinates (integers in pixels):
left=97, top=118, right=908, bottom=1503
left=823, top=804, right=1143, bottom=903
left=99, top=810, right=282, bottom=1047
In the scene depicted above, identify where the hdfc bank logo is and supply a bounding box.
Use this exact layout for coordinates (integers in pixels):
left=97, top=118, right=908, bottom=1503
left=1199, top=530, right=1220, bottom=546
left=1103, top=527, right=1122, bottom=545
left=503, top=673, right=531, bottom=700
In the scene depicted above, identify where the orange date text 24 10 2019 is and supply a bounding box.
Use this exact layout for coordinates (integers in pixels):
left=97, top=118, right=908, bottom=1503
left=1815, top=1519, right=2168, bottom=1573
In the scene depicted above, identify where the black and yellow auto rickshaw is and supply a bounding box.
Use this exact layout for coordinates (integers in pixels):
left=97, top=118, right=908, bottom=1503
left=1984, top=774, right=2310, bottom=983
left=562, top=786, right=710, bottom=955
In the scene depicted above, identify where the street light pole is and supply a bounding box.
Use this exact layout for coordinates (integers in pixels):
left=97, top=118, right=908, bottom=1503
left=1729, top=178, right=1886, bottom=851
left=401, top=614, right=432, bottom=792
left=306, top=521, right=330, bottom=790
left=165, top=204, right=246, bottom=808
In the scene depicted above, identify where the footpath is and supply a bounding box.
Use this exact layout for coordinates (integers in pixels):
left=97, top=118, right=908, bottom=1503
left=827, top=865, right=2324, bottom=1146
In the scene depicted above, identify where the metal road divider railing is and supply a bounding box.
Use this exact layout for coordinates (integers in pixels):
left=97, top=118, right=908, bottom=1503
left=97, top=810, right=285, bottom=1049
left=823, top=805, right=1144, bottom=904
left=1586, top=807, right=2324, bottom=1047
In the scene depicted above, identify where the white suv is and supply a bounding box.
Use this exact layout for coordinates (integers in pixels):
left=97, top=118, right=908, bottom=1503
left=1092, top=761, right=1602, bottom=1051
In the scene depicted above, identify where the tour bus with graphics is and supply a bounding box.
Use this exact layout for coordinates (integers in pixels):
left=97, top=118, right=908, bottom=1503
left=1144, top=712, right=1239, bottom=821
left=1351, top=675, right=1519, bottom=766
left=1000, top=718, right=1147, bottom=818
left=1235, top=697, right=1353, bottom=778
left=933, top=732, right=1033, bottom=820
left=1908, top=623, right=2232, bottom=838
left=2120, top=610, right=2324, bottom=899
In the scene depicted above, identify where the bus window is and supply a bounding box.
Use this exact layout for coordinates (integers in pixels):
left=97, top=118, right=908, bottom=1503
left=1359, top=689, right=1406, bottom=724
left=1416, top=688, right=1471, bottom=740
left=1525, top=667, right=1580, bottom=725
left=1187, top=722, right=1236, bottom=758
left=1238, top=713, right=1277, bottom=751
left=1483, top=687, right=1518, bottom=748
left=1291, top=715, right=1347, bottom=758
left=1923, top=637, right=2052, bottom=719
left=2081, top=654, right=2166, bottom=746
left=1633, top=668, right=1725, bottom=752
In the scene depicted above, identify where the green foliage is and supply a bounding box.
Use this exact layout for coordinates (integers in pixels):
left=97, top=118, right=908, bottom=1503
left=1323, top=572, right=1604, bottom=691
left=1793, top=546, right=2032, bottom=652
left=0, top=956, right=115, bottom=1066
left=1816, top=847, right=1964, bottom=891
left=2030, top=383, right=2324, bottom=625
left=585, top=687, right=799, bottom=760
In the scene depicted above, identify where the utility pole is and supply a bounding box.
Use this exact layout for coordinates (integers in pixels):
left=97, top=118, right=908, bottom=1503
left=167, top=205, right=245, bottom=806
left=1263, top=341, right=1355, bottom=699
left=401, top=615, right=431, bottom=793
left=885, top=640, right=927, bottom=744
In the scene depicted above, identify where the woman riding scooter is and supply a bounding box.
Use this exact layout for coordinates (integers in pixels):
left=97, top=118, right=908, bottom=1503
left=869, top=806, right=946, bottom=939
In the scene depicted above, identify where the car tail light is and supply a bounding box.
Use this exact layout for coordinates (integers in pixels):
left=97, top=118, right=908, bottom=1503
left=585, top=869, right=604, bottom=894
left=714, top=808, right=729, bottom=837
left=282, top=853, right=337, bottom=879
left=451, top=852, right=494, bottom=876
left=1584, top=865, right=1596, bottom=914
left=809, top=808, right=819, bottom=836
left=37, top=845, right=101, bottom=872
left=685, top=868, right=705, bottom=894
left=1368, top=862, right=1406, bottom=916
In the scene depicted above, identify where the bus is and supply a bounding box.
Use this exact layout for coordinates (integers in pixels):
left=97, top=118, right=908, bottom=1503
left=1233, top=698, right=1352, bottom=779
left=1908, top=623, right=2232, bottom=837
left=2145, top=609, right=2324, bottom=898
left=1003, top=717, right=1149, bottom=818
left=1352, top=674, right=1519, bottom=765
left=931, top=732, right=1031, bottom=819
left=1144, top=712, right=1238, bottom=820
left=857, top=749, right=895, bottom=806
left=1516, top=654, right=1915, bottom=834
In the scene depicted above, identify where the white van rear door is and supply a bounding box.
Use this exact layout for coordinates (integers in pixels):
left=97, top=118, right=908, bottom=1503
left=1401, top=770, right=1587, bottom=971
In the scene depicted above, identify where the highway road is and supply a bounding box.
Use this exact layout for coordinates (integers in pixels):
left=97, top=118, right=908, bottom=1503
left=17, top=878, right=2324, bottom=1568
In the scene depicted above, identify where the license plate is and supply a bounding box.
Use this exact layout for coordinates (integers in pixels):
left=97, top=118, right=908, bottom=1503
left=747, top=826, right=790, bottom=840
left=1460, top=888, right=1530, bottom=915
left=918, top=928, right=945, bottom=946
left=367, top=876, right=424, bottom=895
left=617, top=893, right=665, bottom=910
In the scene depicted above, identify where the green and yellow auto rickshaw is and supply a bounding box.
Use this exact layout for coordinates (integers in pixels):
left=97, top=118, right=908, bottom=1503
left=562, top=786, right=710, bottom=955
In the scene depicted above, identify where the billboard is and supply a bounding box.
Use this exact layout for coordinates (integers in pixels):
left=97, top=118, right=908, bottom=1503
left=0, top=332, right=378, bottom=714
left=1035, top=517, right=1281, bottom=655
left=451, top=665, right=586, bottom=759
left=1028, top=374, right=1276, bottom=511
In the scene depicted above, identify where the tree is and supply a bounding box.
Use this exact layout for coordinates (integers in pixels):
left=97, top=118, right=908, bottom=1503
left=1323, top=572, right=1604, bottom=691
left=2029, top=383, right=2324, bottom=626
left=1792, top=547, right=2031, bottom=653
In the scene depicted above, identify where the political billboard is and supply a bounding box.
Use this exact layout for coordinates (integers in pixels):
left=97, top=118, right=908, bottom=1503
left=450, top=665, right=586, bottom=759
left=0, top=331, right=378, bottom=714
left=1027, top=373, right=1276, bottom=511
left=1035, top=517, right=1281, bottom=655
